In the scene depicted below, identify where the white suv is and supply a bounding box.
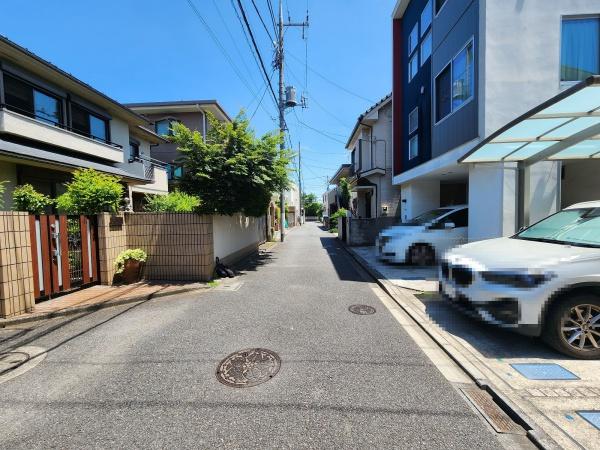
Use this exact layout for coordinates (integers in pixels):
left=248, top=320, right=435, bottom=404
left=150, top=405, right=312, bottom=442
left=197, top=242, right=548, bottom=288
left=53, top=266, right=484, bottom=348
left=377, top=205, right=468, bottom=265
left=441, top=201, right=600, bottom=359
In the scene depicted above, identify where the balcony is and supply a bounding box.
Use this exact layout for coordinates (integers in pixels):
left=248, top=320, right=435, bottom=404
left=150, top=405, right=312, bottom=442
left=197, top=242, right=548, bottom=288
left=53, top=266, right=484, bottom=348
left=127, top=157, right=169, bottom=195
left=0, top=106, right=123, bottom=163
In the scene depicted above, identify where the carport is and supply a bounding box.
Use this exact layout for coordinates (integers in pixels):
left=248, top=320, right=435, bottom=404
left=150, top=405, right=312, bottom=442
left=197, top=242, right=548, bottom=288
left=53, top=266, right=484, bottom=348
left=460, top=76, right=600, bottom=228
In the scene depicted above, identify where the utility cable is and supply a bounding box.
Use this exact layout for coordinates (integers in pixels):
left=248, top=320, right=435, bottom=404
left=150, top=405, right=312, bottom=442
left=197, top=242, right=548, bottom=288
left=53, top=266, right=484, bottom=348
left=250, top=0, right=275, bottom=43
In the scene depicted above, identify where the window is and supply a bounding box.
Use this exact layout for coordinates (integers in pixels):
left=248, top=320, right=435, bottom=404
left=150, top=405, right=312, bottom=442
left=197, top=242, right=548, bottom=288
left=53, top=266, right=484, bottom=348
left=421, top=0, right=432, bottom=35
left=408, top=23, right=419, bottom=55
left=3, top=74, right=62, bottom=126
left=435, top=65, right=452, bottom=122
left=408, top=54, right=419, bottom=81
left=155, top=118, right=180, bottom=136
left=561, top=17, right=600, bottom=82
left=129, top=141, right=140, bottom=161
left=71, top=103, right=108, bottom=142
left=435, top=39, right=474, bottom=123
left=421, top=30, right=432, bottom=65
left=441, top=209, right=468, bottom=228
left=408, top=135, right=419, bottom=160
left=408, top=107, right=419, bottom=134
left=435, top=0, right=447, bottom=15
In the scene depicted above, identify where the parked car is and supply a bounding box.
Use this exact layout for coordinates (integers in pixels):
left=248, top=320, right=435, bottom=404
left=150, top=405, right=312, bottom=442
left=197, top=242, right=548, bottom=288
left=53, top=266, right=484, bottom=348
left=376, top=205, right=468, bottom=265
left=440, top=201, right=600, bottom=359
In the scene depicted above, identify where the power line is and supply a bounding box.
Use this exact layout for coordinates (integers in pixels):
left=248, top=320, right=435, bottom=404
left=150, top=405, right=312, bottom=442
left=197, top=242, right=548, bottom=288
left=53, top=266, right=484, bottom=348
left=249, top=69, right=275, bottom=120
left=288, top=51, right=376, bottom=103
left=235, top=0, right=279, bottom=107
left=266, top=0, right=278, bottom=38
left=292, top=110, right=347, bottom=144
left=185, top=0, right=260, bottom=103
left=250, top=0, right=275, bottom=43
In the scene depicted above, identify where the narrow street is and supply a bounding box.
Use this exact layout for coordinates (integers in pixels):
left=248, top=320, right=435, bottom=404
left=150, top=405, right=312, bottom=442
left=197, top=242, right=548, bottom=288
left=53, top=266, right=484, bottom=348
left=0, top=223, right=508, bottom=448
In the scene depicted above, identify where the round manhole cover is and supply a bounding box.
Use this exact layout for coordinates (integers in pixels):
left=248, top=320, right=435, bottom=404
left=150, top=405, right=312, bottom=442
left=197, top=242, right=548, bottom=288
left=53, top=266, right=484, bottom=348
left=0, top=351, right=30, bottom=374
left=216, top=348, right=281, bottom=388
left=348, top=304, right=376, bottom=315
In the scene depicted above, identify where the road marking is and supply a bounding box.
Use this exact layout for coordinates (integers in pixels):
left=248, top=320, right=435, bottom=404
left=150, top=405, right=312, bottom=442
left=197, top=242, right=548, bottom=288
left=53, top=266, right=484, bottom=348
left=369, top=284, right=471, bottom=384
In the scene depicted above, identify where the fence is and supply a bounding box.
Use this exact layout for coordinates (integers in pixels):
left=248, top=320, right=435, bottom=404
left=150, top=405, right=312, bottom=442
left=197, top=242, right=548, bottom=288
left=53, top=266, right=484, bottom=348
left=340, top=216, right=398, bottom=246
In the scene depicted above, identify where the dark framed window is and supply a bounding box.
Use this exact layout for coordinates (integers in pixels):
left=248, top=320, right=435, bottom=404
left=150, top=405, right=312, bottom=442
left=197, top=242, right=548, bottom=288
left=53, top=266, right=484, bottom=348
left=3, top=73, right=63, bottom=126
left=129, top=141, right=140, bottom=161
left=561, top=17, right=600, bottom=82
left=71, top=103, right=108, bottom=142
left=155, top=118, right=181, bottom=136
left=435, top=65, right=452, bottom=122
left=435, top=0, right=447, bottom=15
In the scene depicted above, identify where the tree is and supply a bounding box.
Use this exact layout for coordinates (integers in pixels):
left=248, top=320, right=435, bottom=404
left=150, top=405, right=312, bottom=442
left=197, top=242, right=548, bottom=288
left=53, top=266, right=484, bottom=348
left=12, top=184, right=54, bottom=214
left=172, top=113, right=291, bottom=217
left=302, top=193, right=323, bottom=217
left=338, top=177, right=351, bottom=209
left=144, top=191, right=201, bottom=212
left=56, top=168, right=124, bottom=214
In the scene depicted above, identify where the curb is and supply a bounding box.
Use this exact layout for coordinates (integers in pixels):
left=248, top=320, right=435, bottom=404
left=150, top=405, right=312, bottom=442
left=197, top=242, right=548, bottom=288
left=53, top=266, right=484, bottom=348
left=0, top=285, right=210, bottom=328
left=343, top=244, right=557, bottom=450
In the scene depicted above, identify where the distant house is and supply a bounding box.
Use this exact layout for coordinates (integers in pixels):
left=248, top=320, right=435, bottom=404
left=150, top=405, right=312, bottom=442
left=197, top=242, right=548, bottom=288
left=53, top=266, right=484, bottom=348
left=345, top=94, right=401, bottom=218
left=323, top=163, right=352, bottom=218
left=0, top=35, right=168, bottom=210
left=125, top=100, right=231, bottom=189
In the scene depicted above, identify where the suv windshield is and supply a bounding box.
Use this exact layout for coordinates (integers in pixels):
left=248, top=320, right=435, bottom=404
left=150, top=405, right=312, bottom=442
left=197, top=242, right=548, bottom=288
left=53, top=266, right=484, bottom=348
left=398, top=208, right=452, bottom=226
left=515, top=207, right=600, bottom=248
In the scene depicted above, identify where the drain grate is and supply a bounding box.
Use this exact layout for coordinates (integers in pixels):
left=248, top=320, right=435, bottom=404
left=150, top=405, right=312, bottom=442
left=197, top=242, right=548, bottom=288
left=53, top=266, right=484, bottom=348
left=348, top=304, right=376, bottom=315
left=0, top=351, right=30, bottom=375
left=461, top=387, right=525, bottom=435
left=578, top=411, right=600, bottom=430
left=510, top=363, right=579, bottom=381
left=216, top=348, right=281, bottom=388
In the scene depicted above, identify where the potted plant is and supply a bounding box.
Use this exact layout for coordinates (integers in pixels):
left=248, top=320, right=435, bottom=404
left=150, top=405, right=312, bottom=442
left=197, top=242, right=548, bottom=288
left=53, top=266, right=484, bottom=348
left=114, top=249, right=147, bottom=284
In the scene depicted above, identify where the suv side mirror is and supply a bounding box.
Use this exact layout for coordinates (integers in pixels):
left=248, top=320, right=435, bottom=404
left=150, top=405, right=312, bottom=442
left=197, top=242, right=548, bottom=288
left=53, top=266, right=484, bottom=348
left=444, top=222, right=455, bottom=229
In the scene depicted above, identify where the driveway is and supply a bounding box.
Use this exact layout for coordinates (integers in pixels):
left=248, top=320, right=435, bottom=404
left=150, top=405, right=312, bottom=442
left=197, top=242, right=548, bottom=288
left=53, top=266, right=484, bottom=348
left=0, top=222, right=507, bottom=449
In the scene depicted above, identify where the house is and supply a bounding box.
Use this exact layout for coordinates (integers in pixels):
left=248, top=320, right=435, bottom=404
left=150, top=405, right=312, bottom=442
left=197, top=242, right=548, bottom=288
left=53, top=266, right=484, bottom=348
left=391, top=0, right=600, bottom=241
left=284, top=182, right=302, bottom=226
left=323, top=163, right=352, bottom=218
left=345, top=94, right=401, bottom=219
left=125, top=100, right=231, bottom=190
left=0, top=35, right=168, bottom=209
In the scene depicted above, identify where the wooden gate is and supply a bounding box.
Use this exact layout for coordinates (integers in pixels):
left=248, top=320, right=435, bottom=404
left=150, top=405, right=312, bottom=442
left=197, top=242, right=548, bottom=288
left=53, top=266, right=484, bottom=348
left=28, top=215, right=99, bottom=300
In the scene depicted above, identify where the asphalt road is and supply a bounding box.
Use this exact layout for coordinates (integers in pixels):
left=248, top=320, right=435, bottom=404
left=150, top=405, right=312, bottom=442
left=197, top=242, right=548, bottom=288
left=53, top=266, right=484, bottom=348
left=0, top=223, right=503, bottom=449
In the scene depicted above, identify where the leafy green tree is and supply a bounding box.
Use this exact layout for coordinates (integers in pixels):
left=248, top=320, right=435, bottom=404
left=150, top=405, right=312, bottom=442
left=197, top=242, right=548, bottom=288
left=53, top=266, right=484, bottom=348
left=56, top=168, right=124, bottom=214
left=302, top=193, right=323, bottom=217
left=338, top=177, right=351, bottom=209
left=143, top=191, right=201, bottom=212
left=172, top=113, right=291, bottom=217
left=329, top=207, right=347, bottom=230
left=12, top=184, right=54, bottom=214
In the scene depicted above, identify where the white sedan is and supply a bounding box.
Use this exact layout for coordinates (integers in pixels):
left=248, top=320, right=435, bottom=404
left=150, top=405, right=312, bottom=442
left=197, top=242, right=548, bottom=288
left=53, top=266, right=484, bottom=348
left=441, top=201, right=600, bottom=359
left=376, top=205, right=468, bottom=265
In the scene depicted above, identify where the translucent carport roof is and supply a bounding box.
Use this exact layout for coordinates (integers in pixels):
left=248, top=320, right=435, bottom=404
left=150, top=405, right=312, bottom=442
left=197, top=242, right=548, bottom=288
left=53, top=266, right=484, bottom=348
left=460, top=76, right=600, bottom=165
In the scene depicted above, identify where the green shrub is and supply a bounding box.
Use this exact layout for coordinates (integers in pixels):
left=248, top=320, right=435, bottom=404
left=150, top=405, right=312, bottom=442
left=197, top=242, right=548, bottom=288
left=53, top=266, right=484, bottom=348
left=114, top=248, right=147, bottom=274
left=56, top=168, right=123, bottom=214
left=0, top=181, right=6, bottom=209
left=143, top=191, right=201, bottom=212
left=12, top=184, right=54, bottom=214
left=329, top=208, right=347, bottom=230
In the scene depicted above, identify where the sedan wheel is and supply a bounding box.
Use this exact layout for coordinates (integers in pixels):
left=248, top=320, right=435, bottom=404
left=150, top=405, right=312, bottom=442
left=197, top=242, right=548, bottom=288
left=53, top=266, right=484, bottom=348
left=408, top=244, right=435, bottom=266
left=560, top=304, right=600, bottom=352
left=544, top=295, right=600, bottom=359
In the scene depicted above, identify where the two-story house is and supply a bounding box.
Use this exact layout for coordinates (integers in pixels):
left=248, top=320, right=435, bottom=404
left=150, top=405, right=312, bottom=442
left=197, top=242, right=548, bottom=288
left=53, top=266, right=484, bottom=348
left=125, top=100, right=230, bottom=187
left=0, top=36, right=168, bottom=209
left=391, top=0, right=600, bottom=241
left=345, top=94, right=401, bottom=219
left=323, top=163, right=352, bottom=219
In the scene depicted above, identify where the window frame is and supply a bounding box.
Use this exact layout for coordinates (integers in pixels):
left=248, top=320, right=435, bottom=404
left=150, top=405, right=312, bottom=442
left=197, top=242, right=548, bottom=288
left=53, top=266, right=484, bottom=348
left=155, top=117, right=181, bottom=136
left=433, top=37, right=475, bottom=125
left=434, top=0, right=448, bottom=17
left=408, top=53, right=419, bottom=82
left=420, top=29, right=432, bottom=66
left=408, top=107, right=419, bottom=134
left=128, top=139, right=140, bottom=162
left=2, top=72, right=64, bottom=127
left=408, top=23, right=419, bottom=55
left=70, top=102, right=110, bottom=143
left=421, top=0, right=433, bottom=36
left=559, top=15, right=600, bottom=86
left=408, top=135, right=419, bottom=160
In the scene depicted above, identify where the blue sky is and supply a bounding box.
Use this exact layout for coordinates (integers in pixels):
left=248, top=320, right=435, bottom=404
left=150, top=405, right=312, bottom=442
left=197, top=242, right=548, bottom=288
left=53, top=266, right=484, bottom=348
left=2, top=0, right=395, bottom=196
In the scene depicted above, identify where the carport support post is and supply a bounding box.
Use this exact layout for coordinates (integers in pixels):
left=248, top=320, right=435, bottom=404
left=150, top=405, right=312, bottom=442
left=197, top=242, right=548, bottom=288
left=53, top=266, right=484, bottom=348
left=517, top=162, right=531, bottom=230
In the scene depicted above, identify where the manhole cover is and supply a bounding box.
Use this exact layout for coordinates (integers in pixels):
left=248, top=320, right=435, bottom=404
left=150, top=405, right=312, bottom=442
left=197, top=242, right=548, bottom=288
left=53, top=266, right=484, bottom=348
left=349, top=304, right=376, bottom=315
left=216, top=348, right=281, bottom=388
left=0, top=351, right=30, bottom=374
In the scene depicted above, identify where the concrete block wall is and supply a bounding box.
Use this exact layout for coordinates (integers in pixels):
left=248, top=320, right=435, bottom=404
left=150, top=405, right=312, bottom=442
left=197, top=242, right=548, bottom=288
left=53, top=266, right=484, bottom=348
left=97, top=213, right=128, bottom=285
left=0, top=212, right=35, bottom=318
left=346, top=217, right=397, bottom=246
left=126, top=213, right=213, bottom=281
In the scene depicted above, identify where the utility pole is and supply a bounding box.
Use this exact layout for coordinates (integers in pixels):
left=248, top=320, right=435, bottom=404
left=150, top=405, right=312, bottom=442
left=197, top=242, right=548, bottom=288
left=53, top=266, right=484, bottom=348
left=276, top=0, right=308, bottom=241
left=298, top=141, right=303, bottom=225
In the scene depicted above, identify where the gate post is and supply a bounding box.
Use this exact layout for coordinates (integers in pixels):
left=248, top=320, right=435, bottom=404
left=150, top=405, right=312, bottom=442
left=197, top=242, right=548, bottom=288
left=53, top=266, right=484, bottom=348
left=0, top=212, right=35, bottom=318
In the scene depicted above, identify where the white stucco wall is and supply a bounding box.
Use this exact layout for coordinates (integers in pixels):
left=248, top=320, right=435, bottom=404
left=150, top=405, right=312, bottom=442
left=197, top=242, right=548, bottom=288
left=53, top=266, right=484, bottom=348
left=400, top=179, right=440, bottom=222
left=109, top=119, right=130, bottom=163
left=213, top=214, right=266, bottom=262
left=0, top=161, right=17, bottom=209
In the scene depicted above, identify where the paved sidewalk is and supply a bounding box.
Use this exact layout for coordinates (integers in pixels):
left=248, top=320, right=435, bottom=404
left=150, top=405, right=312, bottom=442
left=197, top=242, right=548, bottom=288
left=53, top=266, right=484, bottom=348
left=346, top=245, right=600, bottom=450
left=0, top=282, right=211, bottom=327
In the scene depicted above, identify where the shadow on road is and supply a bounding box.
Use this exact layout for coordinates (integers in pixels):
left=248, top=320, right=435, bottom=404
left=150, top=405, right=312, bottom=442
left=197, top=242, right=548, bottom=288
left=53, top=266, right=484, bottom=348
left=319, top=236, right=371, bottom=283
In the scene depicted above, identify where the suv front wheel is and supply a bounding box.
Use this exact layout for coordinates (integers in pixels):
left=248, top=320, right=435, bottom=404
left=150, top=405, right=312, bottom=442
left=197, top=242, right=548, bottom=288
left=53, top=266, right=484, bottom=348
left=543, top=294, right=600, bottom=359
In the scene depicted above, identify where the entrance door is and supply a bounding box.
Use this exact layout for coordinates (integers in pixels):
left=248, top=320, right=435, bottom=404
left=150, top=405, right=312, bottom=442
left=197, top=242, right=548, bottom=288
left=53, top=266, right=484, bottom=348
left=364, top=191, right=372, bottom=218
left=29, top=215, right=99, bottom=300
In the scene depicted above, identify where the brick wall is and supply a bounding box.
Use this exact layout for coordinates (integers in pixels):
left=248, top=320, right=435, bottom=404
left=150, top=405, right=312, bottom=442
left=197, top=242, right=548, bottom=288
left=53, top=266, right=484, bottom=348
left=345, top=217, right=398, bottom=246
left=97, top=212, right=214, bottom=284
left=0, top=212, right=35, bottom=317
